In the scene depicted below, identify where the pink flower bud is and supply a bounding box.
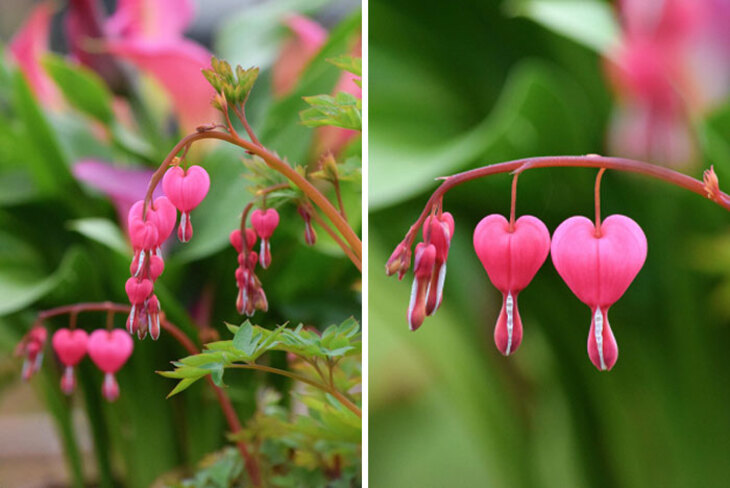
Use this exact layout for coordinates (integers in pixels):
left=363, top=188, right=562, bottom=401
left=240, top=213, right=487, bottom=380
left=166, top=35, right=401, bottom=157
left=146, top=295, right=161, bottom=340
left=422, top=212, right=455, bottom=316
left=230, top=228, right=257, bottom=253
left=148, top=255, right=165, bottom=281
left=128, top=197, right=177, bottom=247
left=125, top=278, right=153, bottom=304
left=129, top=219, right=159, bottom=250
left=473, top=215, right=551, bottom=356
left=551, top=215, right=647, bottom=371
left=385, top=243, right=412, bottom=280
left=407, top=243, right=437, bottom=331
left=298, top=205, right=317, bottom=245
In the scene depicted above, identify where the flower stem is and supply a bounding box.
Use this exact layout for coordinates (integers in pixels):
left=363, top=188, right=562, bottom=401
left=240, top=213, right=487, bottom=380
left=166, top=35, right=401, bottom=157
left=306, top=203, right=362, bottom=270
left=509, top=172, right=519, bottom=231
left=400, top=155, right=730, bottom=249
left=594, top=168, right=606, bottom=236
left=143, top=130, right=362, bottom=264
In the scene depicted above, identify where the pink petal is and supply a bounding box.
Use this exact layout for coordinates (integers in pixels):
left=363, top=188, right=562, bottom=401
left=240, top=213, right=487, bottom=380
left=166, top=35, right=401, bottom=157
left=106, top=0, right=194, bottom=41
left=106, top=39, right=217, bottom=132
left=73, top=160, right=161, bottom=225
left=273, top=15, right=327, bottom=97
left=9, top=2, right=60, bottom=107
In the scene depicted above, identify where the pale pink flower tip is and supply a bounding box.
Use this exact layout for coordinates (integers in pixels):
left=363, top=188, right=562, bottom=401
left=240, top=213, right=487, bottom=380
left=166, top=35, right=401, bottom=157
left=551, top=215, right=647, bottom=371
left=473, top=214, right=551, bottom=355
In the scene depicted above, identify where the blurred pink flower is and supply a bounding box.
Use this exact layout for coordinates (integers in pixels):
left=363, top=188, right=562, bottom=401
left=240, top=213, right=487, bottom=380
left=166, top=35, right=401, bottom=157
left=103, top=0, right=216, bottom=132
left=606, top=0, right=730, bottom=167
left=8, top=2, right=61, bottom=107
left=273, top=15, right=328, bottom=97
left=73, top=160, right=162, bottom=226
left=272, top=14, right=361, bottom=155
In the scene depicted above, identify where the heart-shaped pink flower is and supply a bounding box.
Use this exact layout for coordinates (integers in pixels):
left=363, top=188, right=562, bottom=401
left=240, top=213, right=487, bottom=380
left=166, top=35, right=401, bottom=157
left=125, top=277, right=153, bottom=304
left=551, top=215, right=647, bottom=371
left=52, top=329, right=88, bottom=366
left=88, top=329, right=134, bottom=374
left=128, top=196, right=177, bottom=246
left=162, top=165, right=210, bottom=212
left=474, top=214, right=551, bottom=355
left=251, top=209, right=280, bottom=268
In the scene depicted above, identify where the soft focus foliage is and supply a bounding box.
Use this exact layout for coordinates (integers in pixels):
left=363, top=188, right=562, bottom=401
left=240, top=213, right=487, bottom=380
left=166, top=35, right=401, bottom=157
left=370, top=0, right=730, bottom=487
left=0, top=1, right=360, bottom=486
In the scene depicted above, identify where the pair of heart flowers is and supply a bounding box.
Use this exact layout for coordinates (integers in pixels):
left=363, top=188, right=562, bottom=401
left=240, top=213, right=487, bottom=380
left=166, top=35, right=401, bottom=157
left=399, top=210, right=647, bottom=372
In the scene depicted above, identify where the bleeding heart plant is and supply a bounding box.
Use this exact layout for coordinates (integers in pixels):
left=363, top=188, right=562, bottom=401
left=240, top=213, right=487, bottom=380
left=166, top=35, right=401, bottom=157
left=387, top=158, right=730, bottom=372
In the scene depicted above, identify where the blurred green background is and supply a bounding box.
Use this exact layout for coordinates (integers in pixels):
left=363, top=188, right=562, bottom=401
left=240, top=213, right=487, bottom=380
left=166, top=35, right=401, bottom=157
left=369, top=0, right=730, bottom=487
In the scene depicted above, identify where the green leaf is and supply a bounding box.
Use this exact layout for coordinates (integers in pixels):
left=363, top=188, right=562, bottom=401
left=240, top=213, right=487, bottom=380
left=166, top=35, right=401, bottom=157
left=210, top=363, right=226, bottom=387
left=215, top=0, right=332, bottom=71
left=67, top=218, right=129, bottom=255
left=12, top=70, right=76, bottom=196
left=232, top=320, right=259, bottom=357
left=300, top=92, right=362, bottom=131
left=166, top=378, right=198, bottom=398
left=327, top=55, right=362, bottom=77
left=507, top=0, right=620, bottom=54
left=42, top=54, right=114, bottom=124
left=0, top=246, right=80, bottom=316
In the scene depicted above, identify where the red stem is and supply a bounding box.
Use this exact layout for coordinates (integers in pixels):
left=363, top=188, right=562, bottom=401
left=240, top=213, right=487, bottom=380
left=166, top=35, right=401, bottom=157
left=400, top=155, right=730, bottom=248
left=594, top=168, right=606, bottom=236
left=142, top=130, right=361, bottom=262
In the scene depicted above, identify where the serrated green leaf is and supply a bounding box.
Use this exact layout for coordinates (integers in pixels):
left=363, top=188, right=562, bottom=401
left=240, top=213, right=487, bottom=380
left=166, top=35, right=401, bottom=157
left=300, top=93, right=362, bottom=131
left=167, top=378, right=198, bottom=398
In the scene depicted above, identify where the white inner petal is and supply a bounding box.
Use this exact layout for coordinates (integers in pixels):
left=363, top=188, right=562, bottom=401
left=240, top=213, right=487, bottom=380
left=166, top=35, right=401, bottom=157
left=506, top=292, right=514, bottom=355
left=594, top=308, right=606, bottom=370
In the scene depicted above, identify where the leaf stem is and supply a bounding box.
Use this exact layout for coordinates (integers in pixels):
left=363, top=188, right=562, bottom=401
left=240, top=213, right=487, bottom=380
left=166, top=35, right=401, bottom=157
left=229, top=363, right=361, bottom=418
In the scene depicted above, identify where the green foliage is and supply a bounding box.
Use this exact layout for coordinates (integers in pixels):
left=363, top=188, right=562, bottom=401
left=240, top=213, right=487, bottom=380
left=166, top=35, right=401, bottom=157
left=327, top=55, right=362, bottom=79
left=42, top=54, right=114, bottom=124
left=204, top=58, right=260, bottom=107
left=300, top=92, right=362, bottom=131
left=161, top=318, right=361, bottom=397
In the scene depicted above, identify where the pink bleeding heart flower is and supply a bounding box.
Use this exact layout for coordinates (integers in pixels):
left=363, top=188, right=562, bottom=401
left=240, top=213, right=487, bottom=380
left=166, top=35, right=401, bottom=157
left=52, top=329, right=88, bottom=394
left=125, top=277, right=153, bottom=304
left=162, top=165, right=210, bottom=243
left=128, top=196, right=177, bottom=247
left=422, top=212, right=455, bottom=316
left=551, top=215, right=647, bottom=371
left=229, top=228, right=257, bottom=254
left=250, top=209, right=280, bottom=269
left=407, top=242, right=437, bottom=331
left=127, top=196, right=176, bottom=278
left=386, top=243, right=412, bottom=280
left=88, top=329, right=134, bottom=402
left=473, top=215, right=551, bottom=356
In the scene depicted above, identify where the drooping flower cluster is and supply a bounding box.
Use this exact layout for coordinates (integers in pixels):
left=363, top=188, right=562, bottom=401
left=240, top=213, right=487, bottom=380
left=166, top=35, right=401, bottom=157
left=229, top=208, right=280, bottom=316
left=297, top=205, right=318, bottom=246
left=19, top=325, right=133, bottom=402
left=14, top=326, right=47, bottom=381
left=397, top=211, right=454, bottom=331
left=126, top=162, right=209, bottom=339
left=391, top=205, right=647, bottom=371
